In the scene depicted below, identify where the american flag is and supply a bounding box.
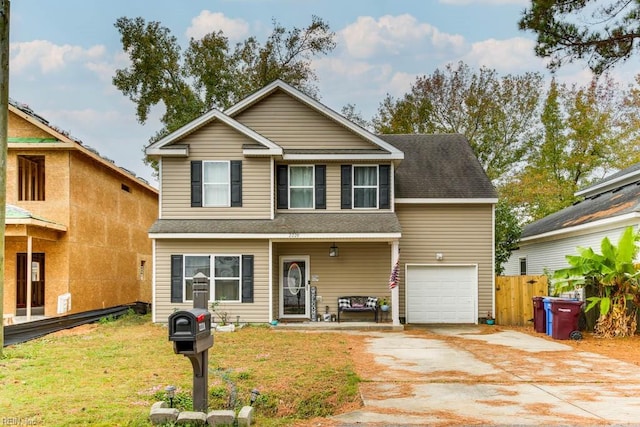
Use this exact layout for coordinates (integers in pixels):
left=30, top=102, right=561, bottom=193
left=388, top=260, right=399, bottom=289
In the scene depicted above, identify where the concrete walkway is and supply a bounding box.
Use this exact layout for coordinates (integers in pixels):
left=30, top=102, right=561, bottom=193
left=332, top=326, right=640, bottom=425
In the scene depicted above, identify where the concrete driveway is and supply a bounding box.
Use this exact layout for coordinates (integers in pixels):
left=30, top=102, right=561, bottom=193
left=332, top=326, right=640, bottom=425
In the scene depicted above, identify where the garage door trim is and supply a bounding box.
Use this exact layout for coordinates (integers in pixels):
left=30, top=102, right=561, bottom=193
left=405, top=263, right=478, bottom=324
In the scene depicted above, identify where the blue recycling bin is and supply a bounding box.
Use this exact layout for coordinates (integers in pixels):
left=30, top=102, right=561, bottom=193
left=543, top=297, right=578, bottom=336
left=543, top=298, right=553, bottom=335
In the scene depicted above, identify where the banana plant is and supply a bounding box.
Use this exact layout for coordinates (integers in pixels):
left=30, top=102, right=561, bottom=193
left=552, top=226, right=640, bottom=337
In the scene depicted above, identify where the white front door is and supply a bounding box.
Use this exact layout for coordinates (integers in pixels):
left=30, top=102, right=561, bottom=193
left=280, top=256, right=310, bottom=318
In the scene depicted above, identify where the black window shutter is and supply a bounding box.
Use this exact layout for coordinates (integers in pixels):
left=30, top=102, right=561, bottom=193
left=242, top=255, right=254, bottom=303
left=341, top=165, right=352, bottom=209
left=191, top=161, right=203, bottom=207
left=231, top=160, right=242, bottom=207
left=315, top=165, right=326, bottom=209
left=379, top=164, right=391, bottom=209
left=170, top=255, right=183, bottom=303
left=277, top=165, right=288, bottom=209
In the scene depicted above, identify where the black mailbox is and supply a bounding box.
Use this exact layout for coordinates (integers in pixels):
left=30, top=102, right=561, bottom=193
left=168, top=308, right=213, bottom=354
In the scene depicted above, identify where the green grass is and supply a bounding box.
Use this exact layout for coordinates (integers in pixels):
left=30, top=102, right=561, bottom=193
left=0, top=313, right=362, bottom=426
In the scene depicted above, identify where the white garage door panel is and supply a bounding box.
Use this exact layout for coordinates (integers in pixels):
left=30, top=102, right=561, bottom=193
left=406, top=265, right=476, bottom=323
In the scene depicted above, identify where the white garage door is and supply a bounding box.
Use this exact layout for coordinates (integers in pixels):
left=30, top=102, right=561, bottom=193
left=406, top=265, right=477, bottom=323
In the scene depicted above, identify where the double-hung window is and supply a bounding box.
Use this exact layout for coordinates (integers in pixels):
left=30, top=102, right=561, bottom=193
left=203, top=161, right=230, bottom=207
left=289, top=165, right=314, bottom=209
left=353, top=165, right=378, bottom=208
left=184, top=254, right=241, bottom=302
left=214, top=256, right=241, bottom=301
left=184, top=255, right=211, bottom=301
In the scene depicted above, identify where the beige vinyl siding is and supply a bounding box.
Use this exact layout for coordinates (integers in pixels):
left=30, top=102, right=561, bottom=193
left=234, top=91, right=376, bottom=150
left=278, top=162, right=393, bottom=212
left=161, top=123, right=271, bottom=219
left=154, top=239, right=270, bottom=323
left=273, top=241, right=392, bottom=318
left=396, top=204, right=494, bottom=320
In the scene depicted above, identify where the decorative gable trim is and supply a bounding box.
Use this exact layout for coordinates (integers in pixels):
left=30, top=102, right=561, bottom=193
left=145, top=109, right=282, bottom=157
left=225, top=80, right=404, bottom=160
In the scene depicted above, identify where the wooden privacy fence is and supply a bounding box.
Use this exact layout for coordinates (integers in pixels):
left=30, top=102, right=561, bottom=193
left=495, top=275, right=548, bottom=326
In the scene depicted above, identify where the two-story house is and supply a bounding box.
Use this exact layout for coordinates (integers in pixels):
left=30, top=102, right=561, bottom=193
left=146, top=80, right=497, bottom=326
left=3, top=100, right=158, bottom=323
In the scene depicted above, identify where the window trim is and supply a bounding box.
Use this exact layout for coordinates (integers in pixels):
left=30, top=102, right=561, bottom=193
left=183, top=254, right=242, bottom=303
left=202, top=160, right=231, bottom=207
left=352, top=165, right=379, bottom=209
left=519, top=257, right=527, bottom=276
left=288, top=164, right=315, bottom=210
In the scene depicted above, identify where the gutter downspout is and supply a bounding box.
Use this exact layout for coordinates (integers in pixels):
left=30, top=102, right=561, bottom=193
left=391, top=241, right=400, bottom=326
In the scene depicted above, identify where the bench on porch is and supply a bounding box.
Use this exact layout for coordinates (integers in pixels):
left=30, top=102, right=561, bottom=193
left=337, top=296, right=379, bottom=323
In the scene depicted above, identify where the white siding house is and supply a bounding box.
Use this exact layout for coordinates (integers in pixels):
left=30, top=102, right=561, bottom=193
left=504, top=164, right=640, bottom=277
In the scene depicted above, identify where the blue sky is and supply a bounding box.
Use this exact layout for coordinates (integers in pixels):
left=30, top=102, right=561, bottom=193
left=9, top=0, right=638, bottom=184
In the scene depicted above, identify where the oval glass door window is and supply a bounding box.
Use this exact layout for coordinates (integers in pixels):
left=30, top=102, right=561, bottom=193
left=287, top=262, right=302, bottom=295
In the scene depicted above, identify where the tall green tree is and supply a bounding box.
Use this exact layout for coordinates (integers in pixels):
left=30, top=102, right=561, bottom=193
left=495, top=199, right=522, bottom=275
left=373, top=62, right=543, bottom=181
left=520, top=0, right=640, bottom=74
left=502, top=75, right=629, bottom=222
left=113, top=15, right=335, bottom=139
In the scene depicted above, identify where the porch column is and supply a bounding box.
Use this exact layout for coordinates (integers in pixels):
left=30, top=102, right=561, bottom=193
left=391, top=241, right=400, bottom=326
left=26, top=235, right=32, bottom=321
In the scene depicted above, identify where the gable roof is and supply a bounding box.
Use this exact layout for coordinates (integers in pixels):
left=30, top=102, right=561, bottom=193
left=522, top=177, right=640, bottom=239
left=146, top=79, right=404, bottom=161
left=226, top=80, right=404, bottom=159
left=9, top=100, right=157, bottom=193
left=379, top=134, right=497, bottom=200
left=145, top=108, right=283, bottom=157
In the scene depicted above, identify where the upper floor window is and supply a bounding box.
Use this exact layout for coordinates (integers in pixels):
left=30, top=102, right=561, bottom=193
left=191, top=160, right=242, bottom=208
left=18, top=155, right=45, bottom=201
left=277, top=164, right=325, bottom=210
left=353, top=166, right=378, bottom=208
left=203, top=161, right=230, bottom=206
left=289, top=166, right=314, bottom=209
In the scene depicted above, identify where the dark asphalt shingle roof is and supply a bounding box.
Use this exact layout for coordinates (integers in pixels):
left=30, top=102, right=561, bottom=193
left=523, top=181, right=640, bottom=238
left=149, top=212, right=401, bottom=235
left=378, top=134, right=497, bottom=199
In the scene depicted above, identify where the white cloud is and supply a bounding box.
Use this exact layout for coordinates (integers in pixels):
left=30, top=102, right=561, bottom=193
left=185, top=11, right=250, bottom=41
left=340, top=14, right=465, bottom=59
left=460, top=37, right=545, bottom=72
left=11, top=40, right=105, bottom=74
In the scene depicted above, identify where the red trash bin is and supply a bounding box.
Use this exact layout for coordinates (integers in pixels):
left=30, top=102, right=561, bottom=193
left=550, top=300, right=583, bottom=340
left=532, top=296, right=546, bottom=333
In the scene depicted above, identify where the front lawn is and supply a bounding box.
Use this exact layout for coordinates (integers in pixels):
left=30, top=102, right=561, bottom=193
left=0, top=313, right=362, bottom=426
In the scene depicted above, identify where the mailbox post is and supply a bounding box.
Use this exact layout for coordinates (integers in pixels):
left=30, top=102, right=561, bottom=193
left=168, top=272, right=212, bottom=412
